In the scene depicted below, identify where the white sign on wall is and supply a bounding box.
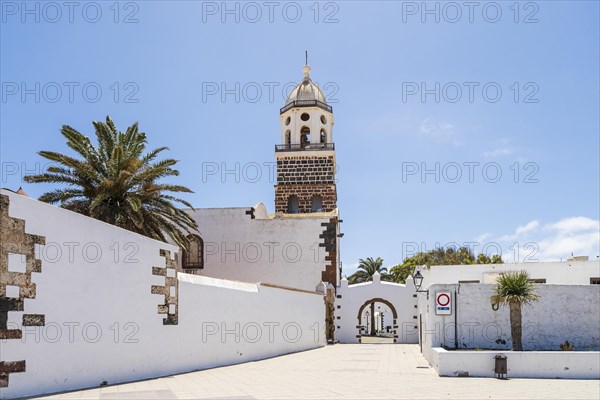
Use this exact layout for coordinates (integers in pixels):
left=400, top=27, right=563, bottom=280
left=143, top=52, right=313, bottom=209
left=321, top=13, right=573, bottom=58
left=435, top=291, right=452, bottom=315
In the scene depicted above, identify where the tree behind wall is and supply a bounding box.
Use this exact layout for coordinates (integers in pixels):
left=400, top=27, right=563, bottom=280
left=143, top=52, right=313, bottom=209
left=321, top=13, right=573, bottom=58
left=390, top=246, right=504, bottom=283
left=347, top=257, right=391, bottom=284
left=23, top=116, right=198, bottom=249
left=491, top=270, right=540, bottom=351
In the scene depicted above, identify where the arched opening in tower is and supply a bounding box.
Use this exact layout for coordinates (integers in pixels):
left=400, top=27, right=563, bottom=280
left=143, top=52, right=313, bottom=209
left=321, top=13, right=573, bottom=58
left=287, top=195, right=299, bottom=213
left=311, top=195, right=323, bottom=212
left=300, top=127, right=311, bottom=148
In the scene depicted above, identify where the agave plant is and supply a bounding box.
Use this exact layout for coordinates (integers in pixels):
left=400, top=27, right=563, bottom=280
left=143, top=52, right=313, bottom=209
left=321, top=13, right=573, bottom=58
left=24, top=116, right=198, bottom=249
left=491, top=271, right=540, bottom=351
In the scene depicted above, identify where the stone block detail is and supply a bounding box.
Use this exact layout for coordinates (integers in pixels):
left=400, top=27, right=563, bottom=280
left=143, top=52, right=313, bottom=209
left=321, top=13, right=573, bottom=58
left=275, top=184, right=337, bottom=213
left=276, top=155, right=336, bottom=185
left=22, top=314, right=45, bottom=326
left=0, top=194, right=46, bottom=387
left=151, top=249, right=179, bottom=325
left=320, top=217, right=338, bottom=286
left=0, top=360, right=26, bottom=388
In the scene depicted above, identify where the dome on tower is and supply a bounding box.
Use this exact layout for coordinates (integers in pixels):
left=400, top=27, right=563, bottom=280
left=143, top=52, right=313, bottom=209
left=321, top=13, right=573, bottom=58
left=285, top=65, right=327, bottom=105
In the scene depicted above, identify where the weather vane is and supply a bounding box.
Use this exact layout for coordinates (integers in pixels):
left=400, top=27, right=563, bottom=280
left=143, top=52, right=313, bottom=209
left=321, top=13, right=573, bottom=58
left=305, top=50, right=308, bottom=66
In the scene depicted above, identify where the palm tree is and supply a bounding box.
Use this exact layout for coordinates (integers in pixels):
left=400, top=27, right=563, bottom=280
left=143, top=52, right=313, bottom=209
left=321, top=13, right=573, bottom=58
left=24, top=116, right=198, bottom=249
left=491, top=271, right=540, bottom=351
left=348, top=257, right=391, bottom=284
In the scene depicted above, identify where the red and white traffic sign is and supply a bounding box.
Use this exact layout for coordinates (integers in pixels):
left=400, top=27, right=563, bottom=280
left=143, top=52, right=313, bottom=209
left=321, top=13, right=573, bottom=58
left=435, top=291, right=452, bottom=315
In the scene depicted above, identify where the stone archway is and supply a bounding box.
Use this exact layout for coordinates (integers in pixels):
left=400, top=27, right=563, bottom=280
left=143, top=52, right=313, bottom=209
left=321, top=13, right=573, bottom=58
left=356, top=298, right=399, bottom=343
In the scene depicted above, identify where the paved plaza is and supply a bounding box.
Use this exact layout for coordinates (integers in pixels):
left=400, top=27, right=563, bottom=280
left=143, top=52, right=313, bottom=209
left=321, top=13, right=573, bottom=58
left=35, top=344, right=599, bottom=399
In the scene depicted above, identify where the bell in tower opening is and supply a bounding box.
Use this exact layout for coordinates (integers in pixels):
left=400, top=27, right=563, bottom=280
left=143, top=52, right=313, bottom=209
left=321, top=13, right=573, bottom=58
left=274, top=63, right=337, bottom=214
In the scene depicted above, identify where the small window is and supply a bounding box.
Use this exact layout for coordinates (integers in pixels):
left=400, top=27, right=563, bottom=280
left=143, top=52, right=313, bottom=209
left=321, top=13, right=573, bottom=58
left=285, top=116, right=291, bottom=126
left=301, top=113, right=310, bottom=121
left=590, top=277, right=600, bottom=285
left=321, top=115, right=327, bottom=124
left=287, top=195, right=299, bottom=213
left=320, top=129, right=326, bottom=144
left=311, top=195, right=323, bottom=212
left=182, top=235, right=204, bottom=269
left=529, top=279, right=546, bottom=284
left=459, top=280, right=480, bottom=284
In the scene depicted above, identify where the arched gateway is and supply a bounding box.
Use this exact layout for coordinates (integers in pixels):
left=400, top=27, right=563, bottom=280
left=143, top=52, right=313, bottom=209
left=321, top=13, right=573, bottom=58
left=335, top=272, right=419, bottom=344
left=356, top=297, right=399, bottom=343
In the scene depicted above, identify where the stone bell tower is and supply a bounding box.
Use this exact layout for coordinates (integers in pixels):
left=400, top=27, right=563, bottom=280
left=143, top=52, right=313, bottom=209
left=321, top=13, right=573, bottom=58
left=274, top=63, right=337, bottom=213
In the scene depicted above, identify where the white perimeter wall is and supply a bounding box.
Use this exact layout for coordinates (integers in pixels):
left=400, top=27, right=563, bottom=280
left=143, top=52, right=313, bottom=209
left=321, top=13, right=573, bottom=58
left=418, top=283, right=600, bottom=371
left=421, top=261, right=600, bottom=285
left=335, top=274, right=418, bottom=343
left=186, top=205, right=337, bottom=292
left=432, top=348, right=600, bottom=379
left=0, top=191, right=325, bottom=399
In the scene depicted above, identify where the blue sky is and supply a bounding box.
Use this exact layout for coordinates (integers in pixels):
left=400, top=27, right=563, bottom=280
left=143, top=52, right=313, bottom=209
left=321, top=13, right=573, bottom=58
left=1, top=1, right=599, bottom=274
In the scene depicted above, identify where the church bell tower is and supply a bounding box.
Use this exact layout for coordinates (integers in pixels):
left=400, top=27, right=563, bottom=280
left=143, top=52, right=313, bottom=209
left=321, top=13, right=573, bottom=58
left=274, top=63, right=337, bottom=214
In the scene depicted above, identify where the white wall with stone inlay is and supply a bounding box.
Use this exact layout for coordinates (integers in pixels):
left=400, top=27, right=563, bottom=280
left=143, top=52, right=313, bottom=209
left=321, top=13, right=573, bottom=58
left=0, top=190, right=325, bottom=399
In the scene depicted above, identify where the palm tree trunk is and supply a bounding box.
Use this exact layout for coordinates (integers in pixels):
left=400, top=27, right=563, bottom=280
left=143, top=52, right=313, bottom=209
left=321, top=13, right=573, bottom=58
left=370, top=302, right=376, bottom=336
left=509, top=301, right=523, bottom=351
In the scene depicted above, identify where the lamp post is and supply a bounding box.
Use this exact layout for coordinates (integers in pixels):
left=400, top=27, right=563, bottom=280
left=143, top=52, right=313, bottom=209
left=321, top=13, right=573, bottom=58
left=412, top=270, right=429, bottom=294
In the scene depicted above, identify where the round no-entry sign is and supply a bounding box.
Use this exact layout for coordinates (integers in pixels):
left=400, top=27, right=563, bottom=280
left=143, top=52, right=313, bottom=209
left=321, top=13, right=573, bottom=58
left=436, top=293, right=450, bottom=307
left=435, top=291, right=452, bottom=315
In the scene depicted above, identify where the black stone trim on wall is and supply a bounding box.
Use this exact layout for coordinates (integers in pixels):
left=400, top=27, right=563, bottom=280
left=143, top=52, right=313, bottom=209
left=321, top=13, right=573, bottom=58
left=151, top=249, right=179, bottom=325
left=0, top=194, right=45, bottom=387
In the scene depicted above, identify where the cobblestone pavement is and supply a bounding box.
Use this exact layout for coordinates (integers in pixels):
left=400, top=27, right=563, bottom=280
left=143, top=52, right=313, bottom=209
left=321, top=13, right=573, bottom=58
left=37, top=344, right=600, bottom=399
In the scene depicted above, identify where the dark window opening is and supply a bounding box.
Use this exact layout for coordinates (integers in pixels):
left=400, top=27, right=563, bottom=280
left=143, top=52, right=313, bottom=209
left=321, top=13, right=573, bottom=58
left=287, top=195, right=299, bottom=213
left=311, top=195, right=323, bottom=212
left=183, top=235, right=204, bottom=269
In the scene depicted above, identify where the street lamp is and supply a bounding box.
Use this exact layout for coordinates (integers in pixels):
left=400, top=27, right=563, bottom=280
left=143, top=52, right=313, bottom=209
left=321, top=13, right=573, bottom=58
left=412, top=270, right=428, bottom=294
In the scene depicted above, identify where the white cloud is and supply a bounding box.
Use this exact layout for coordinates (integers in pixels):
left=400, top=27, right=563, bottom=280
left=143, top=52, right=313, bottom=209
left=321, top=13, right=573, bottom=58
left=419, top=118, right=454, bottom=140
left=499, top=220, right=540, bottom=241
left=545, top=216, right=599, bottom=234
left=418, top=118, right=467, bottom=147
left=483, top=147, right=516, bottom=158
left=478, top=217, right=599, bottom=262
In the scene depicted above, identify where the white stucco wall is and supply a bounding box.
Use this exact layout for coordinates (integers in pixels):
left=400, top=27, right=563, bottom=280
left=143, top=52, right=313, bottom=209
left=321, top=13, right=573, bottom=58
left=184, top=204, right=338, bottom=291
left=433, top=348, right=600, bottom=379
left=335, top=274, right=418, bottom=343
left=418, top=282, right=600, bottom=374
left=421, top=261, right=600, bottom=286
left=0, top=190, right=325, bottom=399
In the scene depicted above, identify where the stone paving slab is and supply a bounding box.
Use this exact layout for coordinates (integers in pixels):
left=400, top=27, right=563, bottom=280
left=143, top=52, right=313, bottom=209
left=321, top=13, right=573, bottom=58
left=35, top=344, right=600, bottom=399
